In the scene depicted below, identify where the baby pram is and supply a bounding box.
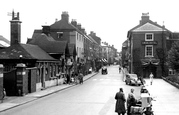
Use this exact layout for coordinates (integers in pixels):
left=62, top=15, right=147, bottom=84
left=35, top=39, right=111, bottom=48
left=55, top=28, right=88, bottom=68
left=129, top=93, right=154, bottom=115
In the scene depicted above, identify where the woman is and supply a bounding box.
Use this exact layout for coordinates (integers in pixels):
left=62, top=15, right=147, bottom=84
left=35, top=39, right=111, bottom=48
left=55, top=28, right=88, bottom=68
left=115, top=88, right=126, bottom=115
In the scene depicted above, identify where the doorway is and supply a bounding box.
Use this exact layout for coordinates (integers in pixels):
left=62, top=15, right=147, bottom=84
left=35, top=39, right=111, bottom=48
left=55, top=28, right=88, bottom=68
left=143, top=64, right=157, bottom=78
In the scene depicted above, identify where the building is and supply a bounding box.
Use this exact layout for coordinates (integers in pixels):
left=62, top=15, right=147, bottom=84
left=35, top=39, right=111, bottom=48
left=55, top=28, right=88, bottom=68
left=127, top=13, right=172, bottom=78
left=0, top=11, right=61, bottom=96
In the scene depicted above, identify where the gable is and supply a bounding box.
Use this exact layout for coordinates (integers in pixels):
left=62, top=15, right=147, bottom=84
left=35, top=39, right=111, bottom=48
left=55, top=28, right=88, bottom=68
left=132, top=22, right=165, bottom=32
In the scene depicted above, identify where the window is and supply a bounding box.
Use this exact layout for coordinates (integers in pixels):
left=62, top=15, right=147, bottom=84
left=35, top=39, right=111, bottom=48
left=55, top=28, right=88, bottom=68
left=169, top=69, right=175, bottom=75
left=57, top=32, right=63, bottom=39
left=145, top=33, right=153, bottom=41
left=145, top=45, right=153, bottom=57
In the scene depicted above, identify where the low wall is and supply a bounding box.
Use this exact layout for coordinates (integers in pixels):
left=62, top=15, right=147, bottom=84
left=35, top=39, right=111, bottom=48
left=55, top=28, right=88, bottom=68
left=45, top=78, right=64, bottom=88
left=162, top=77, right=179, bottom=89
left=36, top=83, right=42, bottom=91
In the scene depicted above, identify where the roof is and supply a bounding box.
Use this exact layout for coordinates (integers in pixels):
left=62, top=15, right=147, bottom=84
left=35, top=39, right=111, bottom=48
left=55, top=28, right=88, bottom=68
left=88, top=35, right=98, bottom=44
left=122, top=40, right=128, bottom=47
left=133, top=22, right=166, bottom=32
left=128, top=18, right=171, bottom=38
left=51, top=20, right=76, bottom=30
left=0, top=35, right=10, bottom=47
left=28, top=33, right=68, bottom=54
left=0, top=43, right=56, bottom=61
left=68, top=44, right=76, bottom=56
left=50, top=20, right=86, bottom=36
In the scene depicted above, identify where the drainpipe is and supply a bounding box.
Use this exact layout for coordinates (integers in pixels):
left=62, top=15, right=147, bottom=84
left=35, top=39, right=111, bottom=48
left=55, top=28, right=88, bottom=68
left=43, top=62, right=46, bottom=89
left=131, top=36, right=133, bottom=73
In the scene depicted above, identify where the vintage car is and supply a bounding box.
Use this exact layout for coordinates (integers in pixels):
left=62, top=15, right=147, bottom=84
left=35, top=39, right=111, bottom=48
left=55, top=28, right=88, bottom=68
left=101, top=66, right=108, bottom=75
left=125, top=74, right=142, bottom=86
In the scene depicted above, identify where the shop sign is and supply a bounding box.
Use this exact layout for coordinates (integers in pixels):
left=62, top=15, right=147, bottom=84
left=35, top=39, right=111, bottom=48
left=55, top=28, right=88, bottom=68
left=142, top=41, right=157, bottom=45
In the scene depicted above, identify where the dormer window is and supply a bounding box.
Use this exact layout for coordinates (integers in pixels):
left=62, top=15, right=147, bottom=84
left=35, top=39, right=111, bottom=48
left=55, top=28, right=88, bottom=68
left=57, top=32, right=63, bottom=39
left=145, top=33, right=153, bottom=41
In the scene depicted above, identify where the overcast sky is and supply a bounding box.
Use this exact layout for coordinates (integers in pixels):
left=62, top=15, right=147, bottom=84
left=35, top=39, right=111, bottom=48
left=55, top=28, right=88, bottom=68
left=1, top=0, right=179, bottom=51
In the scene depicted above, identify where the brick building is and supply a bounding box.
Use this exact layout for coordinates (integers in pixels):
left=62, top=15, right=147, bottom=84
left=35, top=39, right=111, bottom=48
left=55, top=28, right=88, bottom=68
left=127, top=13, right=172, bottom=78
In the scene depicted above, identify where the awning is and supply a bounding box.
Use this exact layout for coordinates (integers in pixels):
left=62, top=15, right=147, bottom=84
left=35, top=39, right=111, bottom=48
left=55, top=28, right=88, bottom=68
left=104, top=58, right=107, bottom=62
left=141, top=58, right=160, bottom=66
left=102, top=58, right=107, bottom=62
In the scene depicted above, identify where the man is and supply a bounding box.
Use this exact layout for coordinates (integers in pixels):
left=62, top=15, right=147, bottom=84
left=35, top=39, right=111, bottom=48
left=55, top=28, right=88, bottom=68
left=115, top=88, right=126, bottom=115
left=127, top=89, right=136, bottom=115
left=149, top=73, right=154, bottom=85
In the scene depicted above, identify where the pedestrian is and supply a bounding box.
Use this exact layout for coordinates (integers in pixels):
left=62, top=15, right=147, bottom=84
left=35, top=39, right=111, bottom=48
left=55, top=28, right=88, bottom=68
left=138, top=75, right=144, bottom=85
left=127, top=88, right=136, bottom=115
left=66, top=74, right=70, bottom=84
left=149, top=72, right=153, bottom=85
left=79, top=72, right=83, bottom=84
left=119, top=66, right=121, bottom=73
left=115, top=88, right=126, bottom=115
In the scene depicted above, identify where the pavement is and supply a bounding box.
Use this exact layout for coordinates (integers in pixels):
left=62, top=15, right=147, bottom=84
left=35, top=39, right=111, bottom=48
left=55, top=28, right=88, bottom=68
left=0, top=72, right=98, bottom=112
left=142, top=78, right=179, bottom=115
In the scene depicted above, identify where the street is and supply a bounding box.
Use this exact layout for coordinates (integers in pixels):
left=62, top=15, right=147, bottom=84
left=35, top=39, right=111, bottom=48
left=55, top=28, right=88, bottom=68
left=0, top=65, right=179, bottom=115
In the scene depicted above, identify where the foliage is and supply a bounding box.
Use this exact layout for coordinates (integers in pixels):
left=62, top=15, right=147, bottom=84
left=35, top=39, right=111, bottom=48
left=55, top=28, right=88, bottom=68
left=167, top=41, right=179, bottom=72
left=166, top=75, right=179, bottom=84
left=156, top=48, right=167, bottom=76
left=133, top=48, right=142, bottom=75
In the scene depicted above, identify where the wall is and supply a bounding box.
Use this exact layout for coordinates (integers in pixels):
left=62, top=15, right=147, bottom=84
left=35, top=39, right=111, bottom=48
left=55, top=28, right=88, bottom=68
left=132, top=31, right=164, bottom=77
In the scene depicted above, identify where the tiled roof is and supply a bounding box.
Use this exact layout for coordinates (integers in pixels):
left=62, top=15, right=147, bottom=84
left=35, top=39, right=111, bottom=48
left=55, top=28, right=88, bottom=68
left=50, top=20, right=84, bottom=35
left=50, top=20, right=76, bottom=30
left=0, top=43, right=56, bottom=60
left=28, top=33, right=68, bottom=54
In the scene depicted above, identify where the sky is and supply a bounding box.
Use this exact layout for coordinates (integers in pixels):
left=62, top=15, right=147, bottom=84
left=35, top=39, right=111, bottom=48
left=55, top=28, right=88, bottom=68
left=1, top=0, right=179, bottom=52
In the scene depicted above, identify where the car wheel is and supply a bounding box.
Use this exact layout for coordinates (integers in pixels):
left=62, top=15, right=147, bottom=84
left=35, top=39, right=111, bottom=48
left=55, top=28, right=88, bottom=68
left=125, top=81, right=128, bottom=85
left=129, top=81, right=132, bottom=85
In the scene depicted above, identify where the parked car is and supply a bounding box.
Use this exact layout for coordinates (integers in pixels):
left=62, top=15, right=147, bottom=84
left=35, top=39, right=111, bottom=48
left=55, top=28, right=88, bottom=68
left=101, top=66, right=108, bottom=75
left=125, top=74, right=142, bottom=86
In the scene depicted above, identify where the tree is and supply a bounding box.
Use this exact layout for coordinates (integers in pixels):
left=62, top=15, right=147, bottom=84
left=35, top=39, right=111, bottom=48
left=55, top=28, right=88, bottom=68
left=156, top=48, right=166, bottom=76
left=167, top=41, right=179, bottom=73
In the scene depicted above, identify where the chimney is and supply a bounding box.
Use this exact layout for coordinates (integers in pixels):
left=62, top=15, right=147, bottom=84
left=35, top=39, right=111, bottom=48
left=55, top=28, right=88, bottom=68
left=81, top=28, right=86, bottom=34
left=10, top=11, right=22, bottom=46
left=77, top=23, right=81, bottom=30
left=71, top=19, right=77, bottom=27
left=140, top=12, right=150, bottom=24
left=61, top=11, right=69, bottom=22
left=42, top=25, right=51, bottom=36
left=90, top=31, right=96, bottom=36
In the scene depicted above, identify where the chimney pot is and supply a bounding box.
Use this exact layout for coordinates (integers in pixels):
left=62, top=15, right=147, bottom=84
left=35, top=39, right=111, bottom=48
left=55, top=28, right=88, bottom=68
left=77, top=23, right=81, bottom=30
left=71, top=19, right=77, bottom=27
